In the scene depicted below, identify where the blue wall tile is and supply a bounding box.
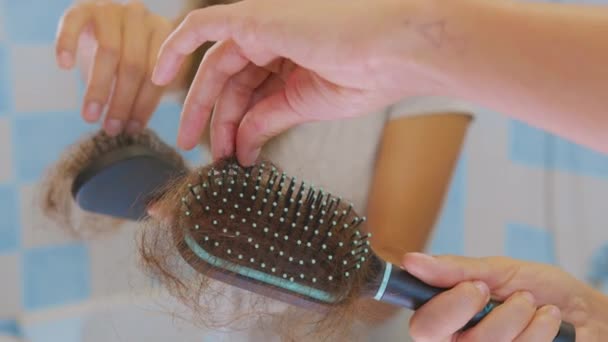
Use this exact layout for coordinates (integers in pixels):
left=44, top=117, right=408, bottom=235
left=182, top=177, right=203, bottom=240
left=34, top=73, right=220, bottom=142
left=505, top=222, right=556, bottom=264
left=12, top=113, right=92, bottom=183
left=0, top=319, right=20, bottom=337
left=0, top=44, right=12, bottom=114
left=0, top=185, right=19, bottom=254
left=23, top=243, right=90, bottom=310
left=148, top=101, right=204, bottom=164
left=428, top=154, right=465, bottom=255
left=23, top=317, right=81, bottom=342
left=4, top=0, right=72, bottom=44
left=509, top=119, right=608, bottom=178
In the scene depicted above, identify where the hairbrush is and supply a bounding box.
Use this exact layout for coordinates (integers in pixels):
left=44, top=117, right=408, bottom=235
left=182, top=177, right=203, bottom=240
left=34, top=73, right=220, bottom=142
left=164, top=159, right=575, bottom=341
left=69, top=143, right=575, bottom=341
left=63, top=129, right=188, bottom=220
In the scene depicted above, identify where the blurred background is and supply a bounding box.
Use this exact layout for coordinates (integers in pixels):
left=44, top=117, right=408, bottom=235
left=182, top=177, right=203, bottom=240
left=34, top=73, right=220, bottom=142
left=1, top=0, right=608, bottom=341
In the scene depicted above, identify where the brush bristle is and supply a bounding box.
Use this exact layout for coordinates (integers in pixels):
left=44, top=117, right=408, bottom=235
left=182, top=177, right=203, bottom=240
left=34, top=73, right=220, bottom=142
left=176, top=158, right=373, bottom=304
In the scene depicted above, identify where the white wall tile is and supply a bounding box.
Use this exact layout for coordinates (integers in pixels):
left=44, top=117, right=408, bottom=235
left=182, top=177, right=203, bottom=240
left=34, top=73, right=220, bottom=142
left=11, top=45, right=78, bottom=113
left=88, top=223, right=151, bottom=298
left=0, top=118, right=11, bottom=183
left=20, top=183, right=77, bottom=249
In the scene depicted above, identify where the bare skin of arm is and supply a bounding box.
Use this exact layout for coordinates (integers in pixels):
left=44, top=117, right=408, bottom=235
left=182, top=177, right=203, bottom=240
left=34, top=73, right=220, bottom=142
left=417, top=0, right=608, bottom=153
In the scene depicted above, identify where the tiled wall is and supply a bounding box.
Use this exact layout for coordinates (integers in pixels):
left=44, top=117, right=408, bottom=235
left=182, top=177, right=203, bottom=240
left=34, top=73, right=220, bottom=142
left=2, top=0, right=608, bottom=340
left=0, top=1, right=208, bottom=340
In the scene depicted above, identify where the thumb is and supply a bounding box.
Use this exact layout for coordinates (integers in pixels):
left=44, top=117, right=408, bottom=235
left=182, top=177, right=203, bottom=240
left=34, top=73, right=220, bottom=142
left=402, top=253, right=511, bottom=289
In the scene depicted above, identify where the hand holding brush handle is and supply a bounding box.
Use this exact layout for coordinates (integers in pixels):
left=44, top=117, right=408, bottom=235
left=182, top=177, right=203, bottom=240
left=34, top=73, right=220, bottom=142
left=392, top=253, right=608, bottom=341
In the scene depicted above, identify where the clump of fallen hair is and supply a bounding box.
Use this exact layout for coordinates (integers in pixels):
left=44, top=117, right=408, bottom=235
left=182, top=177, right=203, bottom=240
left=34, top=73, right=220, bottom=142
left=40, top=129, right=186, bottom=239
left=138, top=157, right=375, bottom=341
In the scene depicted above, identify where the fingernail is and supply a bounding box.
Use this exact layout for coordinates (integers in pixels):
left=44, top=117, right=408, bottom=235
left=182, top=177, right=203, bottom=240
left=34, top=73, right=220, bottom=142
left=105, top=119, right=124, bottom=136
left=85, top=102, right=102, bottom=122
left=473, top=281, right=489, bottom=297
left=58, top=51, right=73, bottom=68
left=126, top=120, right=141, bottom=135
left=547, top=305, right=561, bottom=320
left=520, top=291, right=535, bottom=305
left=408, top=252, right=436, bottom=263
left=151, top=62, right=170, bottom=85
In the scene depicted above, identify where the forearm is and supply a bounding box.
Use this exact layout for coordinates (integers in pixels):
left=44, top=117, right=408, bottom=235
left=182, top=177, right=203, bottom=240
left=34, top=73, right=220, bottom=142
left=422, top=0, right=608, bottom=153
left=585, top=287, right=608, bottom=339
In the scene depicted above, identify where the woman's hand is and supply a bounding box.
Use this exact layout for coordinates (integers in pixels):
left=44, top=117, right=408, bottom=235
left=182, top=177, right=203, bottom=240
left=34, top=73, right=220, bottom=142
left=151, top=0, right=453, bottom=165
left=402, top=253, right=608, bottom=341
left=55, top=0, right=173, bottom=136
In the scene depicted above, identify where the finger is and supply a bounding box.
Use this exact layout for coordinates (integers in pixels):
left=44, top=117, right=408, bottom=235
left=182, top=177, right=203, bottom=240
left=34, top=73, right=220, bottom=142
left=151, top=4, right=245, bottom=85
left=236, top=67, right=345, bottom=166
left=514, top=305, right=562, bottom=342
left=83, top=4, right=122, bottom=123
left=129, top=19, right=172, bottom=135
left=249, top=61, right=295, bottom=106
left=56, top=3, right=92, bottom=69
left=211, top=63, right=271, bottom=160
left=458, top=292, right=536, bottom=342
left=104, top=2, right=149, bottom=136
left=402, top=253, right=517, bottom=290
left=409, top=281, right=490, bottom=342
left=177, top=40, right=250, bottom=150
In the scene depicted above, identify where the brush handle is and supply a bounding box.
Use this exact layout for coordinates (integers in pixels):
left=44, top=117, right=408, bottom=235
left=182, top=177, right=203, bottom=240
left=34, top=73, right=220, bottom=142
left=375, top=264, right=575, bottom=341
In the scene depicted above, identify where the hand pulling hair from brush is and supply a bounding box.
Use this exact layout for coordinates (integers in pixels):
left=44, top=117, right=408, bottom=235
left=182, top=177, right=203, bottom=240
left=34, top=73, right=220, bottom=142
left=139, top=157, right=576, bottom=342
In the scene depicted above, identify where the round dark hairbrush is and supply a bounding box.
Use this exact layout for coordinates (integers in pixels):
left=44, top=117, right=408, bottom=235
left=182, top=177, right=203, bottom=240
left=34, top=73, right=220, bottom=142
left=70, top=131, right=188, bottom=220
left=41, top=128, right=187, bottom=236
left=167, top=158, right=575, bottom=341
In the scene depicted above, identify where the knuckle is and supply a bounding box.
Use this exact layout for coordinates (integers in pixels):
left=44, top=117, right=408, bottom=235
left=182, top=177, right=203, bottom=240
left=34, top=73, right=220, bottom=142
left=61, top=6, right=82, bottom=23
left=126, top=0, right=146, bottom=11
left=97, top=44, right=121, bottom=63
left=121, top=61, right=144, bottom=80
left=126, top=1, right=147, bottom=19
left=243, top=112, right=266, bottom=135
left=459, top=282, right=486, bottom=305
left=228, top=77, right=254, bottom=97
left=183, top=10, right=201, bottom=27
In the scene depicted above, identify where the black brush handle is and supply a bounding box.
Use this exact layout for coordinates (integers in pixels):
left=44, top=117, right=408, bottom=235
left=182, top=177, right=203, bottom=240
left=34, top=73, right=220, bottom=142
left=376, top=264, right=575, bottom=341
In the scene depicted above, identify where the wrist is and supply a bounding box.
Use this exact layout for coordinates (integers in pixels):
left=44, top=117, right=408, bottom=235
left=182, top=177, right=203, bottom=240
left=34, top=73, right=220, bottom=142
left=587, top=287, right=608, bottom=336
left=390, top=0, right=510, bottom=98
